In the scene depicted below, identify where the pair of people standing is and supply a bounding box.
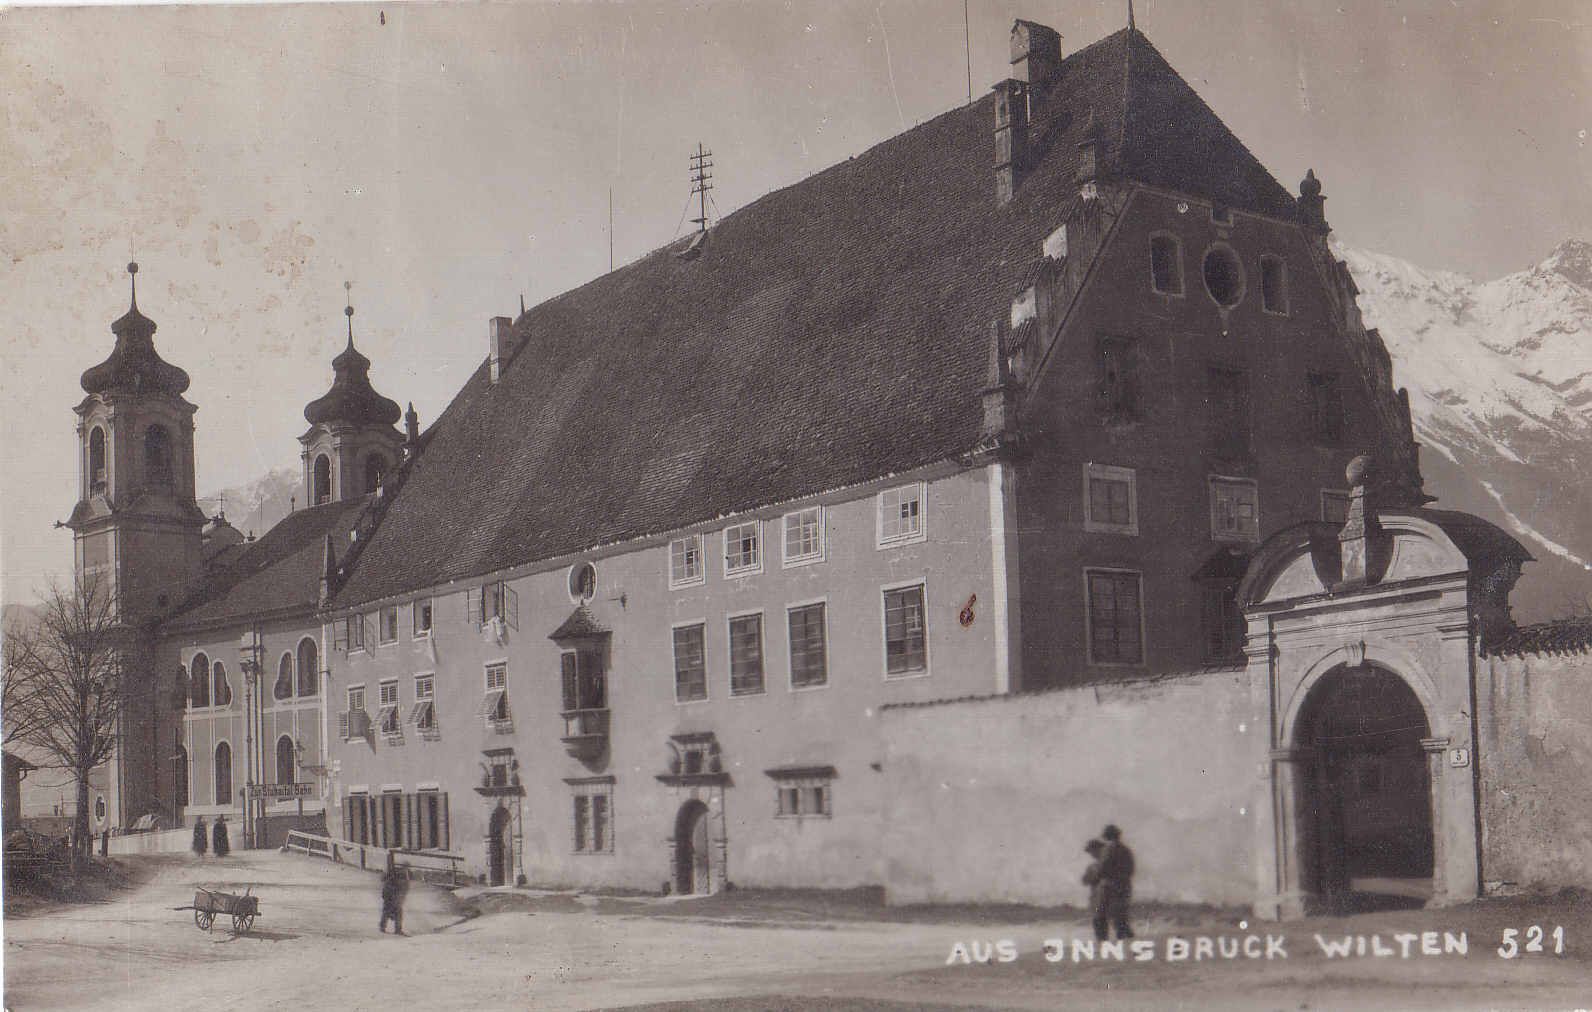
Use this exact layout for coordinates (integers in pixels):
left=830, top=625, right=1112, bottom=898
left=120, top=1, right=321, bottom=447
left=190, top=815, right=230, bottom=858
left=1082, top=824, right=1134, bottom=942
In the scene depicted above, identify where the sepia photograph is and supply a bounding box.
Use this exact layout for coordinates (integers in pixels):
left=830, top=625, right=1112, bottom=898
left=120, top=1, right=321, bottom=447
left=2, top=1, right=1590, bottom=1008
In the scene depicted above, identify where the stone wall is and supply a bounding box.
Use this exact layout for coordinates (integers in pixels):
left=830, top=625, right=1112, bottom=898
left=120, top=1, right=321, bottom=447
left=879, top=667, right=1256, bottom=906
left=1477, top=644, right=1592, bottom=894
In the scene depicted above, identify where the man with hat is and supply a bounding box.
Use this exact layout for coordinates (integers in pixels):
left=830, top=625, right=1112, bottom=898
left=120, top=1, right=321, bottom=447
left=1098, top=824, right=1135, bottom=940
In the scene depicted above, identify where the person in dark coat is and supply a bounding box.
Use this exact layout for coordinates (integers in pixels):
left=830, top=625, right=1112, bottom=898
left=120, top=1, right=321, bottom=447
left=1098, top=824, right=1135, bottom=939
left=1082, top=839, right=1110, bottom=941
left=192, top=817, right=208, bottom=857
left=379, top=853, right=409, bottom=935
left=211, top=815, right=230, bottom=858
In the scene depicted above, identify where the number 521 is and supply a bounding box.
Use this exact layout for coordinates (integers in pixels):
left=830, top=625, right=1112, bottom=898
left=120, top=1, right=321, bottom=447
left=1497, top=926, right=1564, bottom=958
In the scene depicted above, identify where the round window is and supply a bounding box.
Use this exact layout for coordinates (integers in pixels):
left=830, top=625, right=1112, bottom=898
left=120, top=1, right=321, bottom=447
left=568, top=562, right=596, bottom=603
left=1202, top=245, right=1245, bottom=307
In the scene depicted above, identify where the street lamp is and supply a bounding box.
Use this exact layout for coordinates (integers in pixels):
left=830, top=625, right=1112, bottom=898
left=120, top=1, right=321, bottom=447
left=238, top=629, right=264, bottom=849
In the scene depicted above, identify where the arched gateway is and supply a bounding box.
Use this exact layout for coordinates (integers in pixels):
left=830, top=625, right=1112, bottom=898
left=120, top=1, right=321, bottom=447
left=1238, top=462, right=1527, bottom=919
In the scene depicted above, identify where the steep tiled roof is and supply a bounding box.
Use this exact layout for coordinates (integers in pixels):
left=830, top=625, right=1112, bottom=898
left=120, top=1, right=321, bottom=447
left=332, top=28, right=1299, bottom=609
left=165, top=497, right=368, bottom=632
left=1483, top=618, right=1592, bottom=658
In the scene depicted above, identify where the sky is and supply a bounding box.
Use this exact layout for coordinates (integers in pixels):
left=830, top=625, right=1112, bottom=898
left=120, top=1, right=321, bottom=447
left=2, top=0, right=1589, bottom=606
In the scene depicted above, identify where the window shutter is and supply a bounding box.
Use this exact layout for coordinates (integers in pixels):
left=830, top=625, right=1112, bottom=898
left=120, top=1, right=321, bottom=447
left=360, top=613, right=372, bottom=649
left=438, top=793, right=450, bottom=851
left=342, top=796, right=354, bottom=840
left=333, top=620, right=348, bottom=652
left=338, top=710, right=350, bottom=739
left=505, top=585, right=518, bottom=631
left=402, top=793, right=415, bottom=851
left=467, top=586, right=482, bottom=628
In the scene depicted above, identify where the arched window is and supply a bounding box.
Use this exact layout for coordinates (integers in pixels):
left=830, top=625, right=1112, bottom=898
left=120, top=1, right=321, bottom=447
left=174, top=744, right=189, bottom=807
left=88, top=427, right=107, bottom=493
left=145, top=424, right=173, bottom=485
left=364, top=453, right=387, bottom=494
left=1149, top=234, right=1184, bottom=295
left=296, top=637, right=319, bottom=697
left=189, top=653, right=210, bottom=708
left=274, top=651, right=294, bottom=700
left=212, top=661, right=232, bottom=707
left=313, top=455, right=332, bottom=505
left=275, top=736, right=296, bottom=786
left=214, top=742, right=232, bottom=806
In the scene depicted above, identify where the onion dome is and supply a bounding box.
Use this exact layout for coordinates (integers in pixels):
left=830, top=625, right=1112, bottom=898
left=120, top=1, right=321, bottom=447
left=80, top=263, right=191, bottom=397
left=302, top=302, right=402, bottom=427
left=1299, top=168, right=1323, bottom=199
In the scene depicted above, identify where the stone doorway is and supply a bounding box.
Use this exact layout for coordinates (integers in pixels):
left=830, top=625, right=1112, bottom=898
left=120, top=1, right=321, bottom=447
left=1294, top=665, right=1434, bottom=914
left=487, top=805, right=514, bottom=886
left=673, top=800, right=712, bottom=895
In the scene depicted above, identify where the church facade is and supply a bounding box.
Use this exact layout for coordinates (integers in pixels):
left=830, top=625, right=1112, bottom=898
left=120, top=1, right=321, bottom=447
left=67, top=18, right=1591, bottom=913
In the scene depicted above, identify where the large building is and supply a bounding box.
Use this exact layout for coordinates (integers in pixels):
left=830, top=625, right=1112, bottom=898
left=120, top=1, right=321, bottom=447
left=68, top=18, right=1592, bottom=914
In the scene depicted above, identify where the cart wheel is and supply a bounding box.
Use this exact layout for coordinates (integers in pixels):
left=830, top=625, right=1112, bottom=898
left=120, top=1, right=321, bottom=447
left=195, top=909, right=214, bottom=931
left=232, top=912, right=254, bottom=934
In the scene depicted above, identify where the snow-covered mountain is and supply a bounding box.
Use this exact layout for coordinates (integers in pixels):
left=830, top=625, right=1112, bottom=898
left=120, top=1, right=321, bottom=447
left=1337, top=239, right=1592, bottom=622
left=199, top=465, right=300, bottom=541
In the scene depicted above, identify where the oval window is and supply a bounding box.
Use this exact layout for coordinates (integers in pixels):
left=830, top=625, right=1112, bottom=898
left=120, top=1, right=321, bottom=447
left=1202, top=245, right=1245, bottom=308
left=568, top=562, right=596, bottom=603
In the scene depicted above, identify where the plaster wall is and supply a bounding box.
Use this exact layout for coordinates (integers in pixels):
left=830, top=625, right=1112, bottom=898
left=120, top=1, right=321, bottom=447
left=879, top=667, right=1256, bottom=906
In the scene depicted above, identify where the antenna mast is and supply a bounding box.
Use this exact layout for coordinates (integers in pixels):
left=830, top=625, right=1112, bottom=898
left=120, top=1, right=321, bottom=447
left=689, top=143, right=714, bottom=233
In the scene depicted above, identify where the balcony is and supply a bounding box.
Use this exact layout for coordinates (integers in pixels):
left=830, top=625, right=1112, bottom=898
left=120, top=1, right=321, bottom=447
left=560, top=707, right=609, bottom=762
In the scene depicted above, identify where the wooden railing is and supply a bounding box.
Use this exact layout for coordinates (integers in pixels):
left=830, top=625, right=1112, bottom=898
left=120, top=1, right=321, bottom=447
left=282, top=830, right=467, bottom=885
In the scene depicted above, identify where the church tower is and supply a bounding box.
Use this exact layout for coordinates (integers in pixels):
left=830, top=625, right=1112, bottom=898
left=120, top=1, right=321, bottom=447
left=299, top=292, right=403, bottom=506
left=68, top=263, right=206, bottom=619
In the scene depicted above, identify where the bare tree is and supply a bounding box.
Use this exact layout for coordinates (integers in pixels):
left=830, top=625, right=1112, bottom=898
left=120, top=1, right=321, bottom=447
left=8, top=574, right=134, bottom=861
left=2, top=612, right=49, bottom=749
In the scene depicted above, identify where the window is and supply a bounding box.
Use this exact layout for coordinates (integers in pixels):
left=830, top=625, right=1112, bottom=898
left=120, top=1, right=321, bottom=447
left=378, top=606, right=399, bottom=645
left=479, top=662, right=511, bottom=726
left=770, top=769, right=835, bottom=819
left=672, top=623, right=707, bottom=703
left=782, top=507, right=824, bottom=566
left=337, top=613, right=367, bottom=653
left=468, top=581, right=519, bottom=630
left=1149, top=234, right=1183, bottom=295
left=1095, top=336, right=1139, bottom=421
left=560, top=648, right=608, bottom=711
left=1201, top=583, right=1245, bottom=662
left=1261, top=256, right=1289, bottom=314
left=409, top=674, right=436, bottom=732
left=214, top=742, right=232, bottom=806
left=174, top=744, right=188, bottom=807
left=883, top=584, right=927, bottom=676
left=1207, top=367, right=1250, bottom=456
left=364, top=453, right=387, bottom=494
left=275, top=736, right=296, bottom=785
left=1210, top=204, right=1233, bottom=224
left=1202, top=245, right=1245, bottom=307
left=728, top=613, right=765, bottom=696
left=483, top=749, right=518, bottom=788
left=568, top=562, right=597, bottom=603
left=671, top=734, right=721, bottom=775
left=878, top=484, right=925, bottom=546
left=378, top=680, right=401, bottom=736
left=1321, top=489, right=1352, bottom=525
left=413, top=599, right=433, bottom=638
left=1307, top=371, right=1344, bottom=444
left=145, top=424, right=173, bottom=485
left=189, top=653, right=210, bottom=708
left=572, top=782, right=614, bottom=854
left=1210, top=477, right=1261, bottom=542
left=723, top=522, right=762, bottom=576
left=313, top=454, right=331, bottom=505
left=88, top=427, right=106, bottom=493
left=669, top=535, right=704, bottom=588
left=1086, top=569, right=1143, bottom=665
left=273, top=651, right=294, bottom=701
left=415, top=790, right=450, bottom=850
left=341, top=685, right=369, bottom=740
left=788, top=603, right=828, bottom=688
left=296, top=637, right=319, bottom=697
left=1083, top=463, right=1138, bottom=535
left=212, top=661, right=232, bottom=707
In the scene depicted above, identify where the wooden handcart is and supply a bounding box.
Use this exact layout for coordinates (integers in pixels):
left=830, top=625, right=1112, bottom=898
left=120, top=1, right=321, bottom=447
left=177, top=886, right=260, bottom=934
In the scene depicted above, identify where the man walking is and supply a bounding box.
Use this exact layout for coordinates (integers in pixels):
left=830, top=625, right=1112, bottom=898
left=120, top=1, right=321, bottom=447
left=1099, top=824, right=1135, bottom=940
left=379, top=853, right=409, bottom=935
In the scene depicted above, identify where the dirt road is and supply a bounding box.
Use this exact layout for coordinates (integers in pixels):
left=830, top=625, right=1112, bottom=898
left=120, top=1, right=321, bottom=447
left=4, top=851, right=1588, bottom=1011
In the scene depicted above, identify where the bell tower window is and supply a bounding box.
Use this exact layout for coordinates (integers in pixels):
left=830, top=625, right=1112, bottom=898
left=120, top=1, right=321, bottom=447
left=145, top=424, right=173, bottom=486
left=88, top=427, right=107, bottom=494
left=313, top=454, right=332, bottom=505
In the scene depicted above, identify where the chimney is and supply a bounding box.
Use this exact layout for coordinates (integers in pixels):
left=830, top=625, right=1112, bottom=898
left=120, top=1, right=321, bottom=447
left=1298, top=169, right=1329, bottom=233
left=488, top=316, right=516, bottom=383
left=994, top=79, right=1030, bottom=206
left=1010, top=20, right=1063, bottom=88
left=403, top=401, right=420, bottom=458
